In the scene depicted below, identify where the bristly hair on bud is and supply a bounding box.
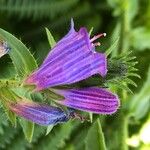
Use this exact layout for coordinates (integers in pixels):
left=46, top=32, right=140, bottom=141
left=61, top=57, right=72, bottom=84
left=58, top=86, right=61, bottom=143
left=106, top=51, right=140, bottom=93
left=0, top=39, right=10, bottom=58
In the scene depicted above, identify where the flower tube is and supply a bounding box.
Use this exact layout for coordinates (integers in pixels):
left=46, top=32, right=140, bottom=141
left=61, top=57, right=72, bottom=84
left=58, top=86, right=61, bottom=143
left=26, top=20, right=107, bottom=91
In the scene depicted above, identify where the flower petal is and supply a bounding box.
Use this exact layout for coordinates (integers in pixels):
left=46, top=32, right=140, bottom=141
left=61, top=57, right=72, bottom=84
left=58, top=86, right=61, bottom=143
left=8, top=100, right=74, bottom=126
left=0, top=40, right=10, bottom=58
left=26, top=20, right=107, bottom=91
left=53, top=87, right=120, bottom=114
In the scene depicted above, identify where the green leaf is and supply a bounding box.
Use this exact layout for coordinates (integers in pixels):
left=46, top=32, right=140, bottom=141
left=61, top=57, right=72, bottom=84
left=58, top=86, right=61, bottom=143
left=89, top=27, right=93, bottom=36
left=0, top=28, right=38, bottom=77
left=0, top=100, right=16, bottom=127
left=108, top=79, right=133, bottom=94
left=34, top=121, right=74, bottom=150
left=126, top=0, right=139, bottom=25
left=127, top=73, right=141, bottom=79
left=0, top=87, right=18, bottom=102
left=85, top=118, right=106, bottom=150
left=45, top=27, right=56, bottom=48
left=131, top=27, right=150, bottom=50
left=106, top=37, right=119, bottom=56
left=107, top=0, right=138, bottom=23
left=0, top=61, right=16, bottom=79
left=89, top=113, right=93, bottom=123
left=46, top=125, right=54, bottom=135
left=129, top=66, right=150, bottom=120
left=124, top=78, right=137, bottom=87
left=19, top=119, right=34, bottom=142
left=0, top=88, right=18, bottom=126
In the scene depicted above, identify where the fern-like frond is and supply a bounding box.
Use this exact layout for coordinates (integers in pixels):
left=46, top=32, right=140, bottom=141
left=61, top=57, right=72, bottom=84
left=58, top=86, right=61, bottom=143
left=0, top=0, right=79, bottom=20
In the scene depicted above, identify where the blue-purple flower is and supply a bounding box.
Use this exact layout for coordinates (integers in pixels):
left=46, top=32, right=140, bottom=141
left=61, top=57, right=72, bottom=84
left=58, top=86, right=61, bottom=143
left=53, top=87, right=119, bottom=114
left=26, top=20, right=107, bottom=91
left=20, top=19, right=120, bottom=122
left=0, top=40, right=10, bottom=58
left=8, top=100, right=74, bottom=126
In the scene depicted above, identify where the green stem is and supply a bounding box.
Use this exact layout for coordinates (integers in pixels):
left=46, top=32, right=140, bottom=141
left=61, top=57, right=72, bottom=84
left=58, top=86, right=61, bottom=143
left=118, top=0, right=130, bottom=54
left=118, top=11, right=125, bottom=54
left=117, top=110, right=129, bottom=150
left=117, top=0, right=131, bottom=149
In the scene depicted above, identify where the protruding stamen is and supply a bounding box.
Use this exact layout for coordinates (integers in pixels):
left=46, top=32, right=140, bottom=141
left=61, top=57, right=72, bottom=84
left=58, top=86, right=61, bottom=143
left=90, top=33, right=106, bottom=42
left=93, top=42, right=101, bottom=47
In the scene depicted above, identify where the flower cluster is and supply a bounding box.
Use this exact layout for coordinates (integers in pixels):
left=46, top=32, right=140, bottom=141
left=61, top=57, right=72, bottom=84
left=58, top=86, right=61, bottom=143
left=8, top=20, right=120, bottom=125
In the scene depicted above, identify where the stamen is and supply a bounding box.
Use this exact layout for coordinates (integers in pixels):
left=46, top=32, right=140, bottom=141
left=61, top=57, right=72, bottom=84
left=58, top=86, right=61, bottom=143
left=90, top=33, right=106, bottom=42
left=93, top=42, right=101, bottom=47
left=70, top=112, right=89, bottom=122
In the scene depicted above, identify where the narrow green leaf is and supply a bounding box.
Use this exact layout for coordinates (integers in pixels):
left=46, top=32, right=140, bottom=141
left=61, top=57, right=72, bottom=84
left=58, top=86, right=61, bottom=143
left=46, top=125, right=54, bottom=135
left=0, top=28, right=38, bottom=77
left=89, top=27, right=94, bottom=36
left=129, top=66, right=150, bottom=120
left=108, top=80, right=133, bottom=94
left=126, top=61, right=138, bottom=67
left=128, top=67, right=138, bottom=72
left=0, top=100, right=16, bottom=127
left=124, top=78, right=137, bottom=87
left=0, top=88, right=18, bottom=126
left=45, top=28, right=56, bottom=48
left=125, top=56, right=136, bottom=61
left=85, top=118, right=106, bottom=150
left=127, top=73, right=141, bottom=78
left=7, top=110, right=16, bottom=127
left=35, top=121, right=74, bottom=150
left=0, top=87, right=18, bottom=102
left=20, top=119, right=34, bottom=142
left=106, top=37, right=119, bottom=56
left=89, top=113, right=93, bottom=123
left=118, top=51, right=133, bottom=60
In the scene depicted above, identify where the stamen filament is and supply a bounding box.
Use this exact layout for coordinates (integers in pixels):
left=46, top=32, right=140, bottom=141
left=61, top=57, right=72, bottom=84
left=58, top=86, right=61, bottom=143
left=93, top=42, right=101, bottom=47
left=90, top=33, right=106, bottom=42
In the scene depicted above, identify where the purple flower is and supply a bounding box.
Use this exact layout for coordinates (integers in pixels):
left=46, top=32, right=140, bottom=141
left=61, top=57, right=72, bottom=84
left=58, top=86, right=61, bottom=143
left=0, top=40, right=10, bottom=58
left=53, top=87, right=120, bottom=114
left=24, top=19, right=120, bottom=116
left=26, top=19, right=107, bottom=91
left=8, top=100, right=74, bottom=126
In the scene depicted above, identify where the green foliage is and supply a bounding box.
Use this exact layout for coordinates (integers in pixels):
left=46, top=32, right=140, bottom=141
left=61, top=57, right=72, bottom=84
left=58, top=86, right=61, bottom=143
left=45, top=27, right=56, bottom=48
left=85, top=119, right=106, bottom=150
left=106, top=37, right=120, bottom=56
left=19, top=119, right=34, bottom=143
left=0, top=0, right=79, bottom=20
left=33, top=121, right=75, bottom=150
left=128, top=66, right=150, bottom=120
left=0, top=28, right=38, bottom=77
left=0, top=0, right=150, bottom=149
left=106, top=52, right=139, bottom=93
left=0, top=110, right=18, bottom=149
left=131, top=27, right=150, bottom=50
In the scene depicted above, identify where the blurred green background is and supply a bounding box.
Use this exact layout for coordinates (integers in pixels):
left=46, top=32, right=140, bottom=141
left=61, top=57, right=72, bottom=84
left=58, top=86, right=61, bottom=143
left=0, top=0, right=150, bottom=150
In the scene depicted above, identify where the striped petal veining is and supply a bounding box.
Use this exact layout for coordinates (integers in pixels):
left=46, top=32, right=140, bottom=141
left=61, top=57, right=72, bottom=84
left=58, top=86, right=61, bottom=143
left=8, top=100, right=74, bottom=126
left=53, top=87, right=120, bottom=114
left=26, top=20, right=107, bottom=91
